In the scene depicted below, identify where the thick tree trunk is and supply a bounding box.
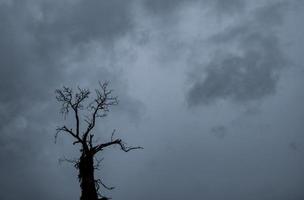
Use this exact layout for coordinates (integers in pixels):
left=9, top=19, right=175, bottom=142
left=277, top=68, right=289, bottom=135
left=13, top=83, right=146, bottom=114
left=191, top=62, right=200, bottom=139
left=78, top=152, right=98, bottom=200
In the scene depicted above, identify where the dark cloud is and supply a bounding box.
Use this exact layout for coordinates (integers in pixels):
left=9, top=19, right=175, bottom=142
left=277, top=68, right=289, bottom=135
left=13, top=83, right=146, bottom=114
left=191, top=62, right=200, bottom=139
left=0, top=1, right=140, bottom=199
left=0, top=0, right=139, bottom=129
left=187, top=2, right=288, bottom=106
left=212, top=0, right=245, bottom=14
left=211, top=125, right=228, bottom=139
left=143, top=0, right=245, bottom=18
left=188, top=35, right=286, bottom=105
left=0, top=0, right=135, bottom=102
left=289, top=142, right=300, bottom=152
left=38, top=0, right=133, bottom=44
left=143, top=0, right=189, bottom=14
left=0, top=0, right=303, bottom=200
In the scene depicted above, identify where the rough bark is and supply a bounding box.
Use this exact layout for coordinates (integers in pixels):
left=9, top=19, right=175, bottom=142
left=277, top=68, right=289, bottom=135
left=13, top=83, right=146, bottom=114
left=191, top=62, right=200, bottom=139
left=79, top=151, right=98, bottom=200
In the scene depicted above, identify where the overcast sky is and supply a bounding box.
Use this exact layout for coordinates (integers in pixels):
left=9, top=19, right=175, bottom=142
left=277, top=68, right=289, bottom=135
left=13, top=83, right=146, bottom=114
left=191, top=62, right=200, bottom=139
left=1, top=0, right=304, bottom=199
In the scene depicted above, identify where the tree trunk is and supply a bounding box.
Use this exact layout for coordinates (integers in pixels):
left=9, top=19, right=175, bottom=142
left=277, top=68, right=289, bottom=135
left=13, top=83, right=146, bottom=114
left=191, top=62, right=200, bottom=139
left=78, top=152, right=98, bottom=200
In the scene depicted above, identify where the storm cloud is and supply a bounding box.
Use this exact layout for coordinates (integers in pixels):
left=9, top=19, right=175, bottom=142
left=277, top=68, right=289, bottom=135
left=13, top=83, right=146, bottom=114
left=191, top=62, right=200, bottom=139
left=187, top=2, right=288, bottom=106
left=0, top=1, right=140, bottom=199
left=1, top=0, right=304, bottom=200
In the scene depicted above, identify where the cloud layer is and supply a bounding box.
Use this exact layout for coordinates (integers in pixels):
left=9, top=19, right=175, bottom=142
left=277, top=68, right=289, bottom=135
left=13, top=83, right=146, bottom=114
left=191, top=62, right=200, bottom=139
left=187, top=2, right=288, bottom=105
left=0, top=1, right=304, bottom=200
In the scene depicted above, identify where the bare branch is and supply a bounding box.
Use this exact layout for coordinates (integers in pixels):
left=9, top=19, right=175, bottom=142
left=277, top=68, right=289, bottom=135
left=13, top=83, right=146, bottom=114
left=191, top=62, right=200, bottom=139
left=55, top=125, right=83, bottom=145
left=96, top=179, right=115, bottom=190
left=93, top=137, right=143, bottom=154
left=58, top=156, right=80, bottom=169
left=74, top=87, right=90, bottom=136
left=74, top=87, right=90, bottom=109
left=55, top=82, right=142, bottom=200
left=89, top=134, right=94, bottom=149
left=94, top=157, right=104, bottom=170
left=110, top=129, right=116, bottom=142
left=55, top=86, right=90, bottom=137
left=55, top=87, right=73, bottom=118
left=83, top=82, right=118, bottom=145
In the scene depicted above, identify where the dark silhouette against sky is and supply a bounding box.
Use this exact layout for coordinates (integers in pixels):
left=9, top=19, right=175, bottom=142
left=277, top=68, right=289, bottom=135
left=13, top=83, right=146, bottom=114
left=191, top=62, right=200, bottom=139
left=55, top=82, right=141, bottom=200
left=0, top=0, right=304, bottom=200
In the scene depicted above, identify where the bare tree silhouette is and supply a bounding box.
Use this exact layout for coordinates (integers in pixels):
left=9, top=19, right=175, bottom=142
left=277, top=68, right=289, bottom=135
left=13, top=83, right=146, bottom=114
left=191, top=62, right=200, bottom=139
left=55, top=82, right=142, bottom=200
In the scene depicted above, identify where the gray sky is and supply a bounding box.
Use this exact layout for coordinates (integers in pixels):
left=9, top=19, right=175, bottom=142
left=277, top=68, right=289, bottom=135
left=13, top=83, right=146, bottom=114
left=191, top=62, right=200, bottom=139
left=0, top=0, right=304, bottom=199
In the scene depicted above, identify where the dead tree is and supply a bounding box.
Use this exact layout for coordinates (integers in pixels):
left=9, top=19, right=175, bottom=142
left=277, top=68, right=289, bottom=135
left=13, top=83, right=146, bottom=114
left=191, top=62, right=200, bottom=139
left=55, top=82, right=142, bottom=200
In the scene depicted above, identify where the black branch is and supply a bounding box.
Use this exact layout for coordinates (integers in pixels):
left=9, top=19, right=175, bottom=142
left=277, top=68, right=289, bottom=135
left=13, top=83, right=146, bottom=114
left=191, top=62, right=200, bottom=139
left=93, top=138, right=143, bottom=154
left=55, top=125, right=83, bottom=145
left=82, top=81, right=118, bottom=145
left=54, top=81, right=142, bottom=200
